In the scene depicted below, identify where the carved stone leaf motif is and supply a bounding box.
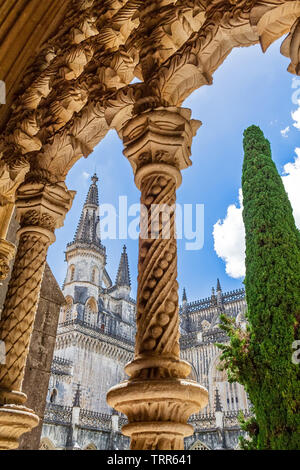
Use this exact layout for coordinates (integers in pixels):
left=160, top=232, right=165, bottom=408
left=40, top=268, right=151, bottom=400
left=254, top=1, right=300, bottom=52
left=281, top=17, right=300, bottom=74
left=155, top=150, right=174, bottom=164
left=1, top=0, right=299, bottom=182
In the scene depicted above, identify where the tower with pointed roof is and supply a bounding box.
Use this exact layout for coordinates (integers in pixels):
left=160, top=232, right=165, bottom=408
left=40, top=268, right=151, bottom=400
left=42, top=178, right=250, bottom=451
left=114, top=245, right=131, bottom=299
left=44, top=174, right=136, bottom=448
left=63, top=174, right=111, bottom=314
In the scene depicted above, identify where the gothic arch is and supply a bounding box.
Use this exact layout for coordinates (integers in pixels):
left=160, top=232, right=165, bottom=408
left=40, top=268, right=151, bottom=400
left=208, top=352, right=228, bottom=410
left=189, top=440, right=211, bottom=450
left=84, top=443, right=97, bottom=450
left=49, top=388, right=57, bottom=403
left=86, top=297, right=98, bottom=313
left=61, top=295, right=74, bottom=322
left=69, top=265, right=75, bottom=282
left=91, top=266, right=99, bottom=284
left=39, top=438, right=56, bottom=450
left=187, top=363, right=198, bottom=382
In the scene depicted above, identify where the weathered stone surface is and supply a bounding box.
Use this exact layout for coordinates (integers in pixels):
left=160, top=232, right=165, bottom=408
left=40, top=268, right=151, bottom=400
left=18, top=264, right=65, bottom=450
left=0, top=0, right=299, bottom=451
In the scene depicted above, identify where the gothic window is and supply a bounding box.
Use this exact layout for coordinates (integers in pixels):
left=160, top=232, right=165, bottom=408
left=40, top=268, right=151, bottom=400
left=91, top=266, right=99, bottom=284
left=85, top=297, right=98, bottom=325
left=50, top=388, right=57, bottom=403
left=61, top=295, right=73, bottom=323
left=189, top=440, right=210, bottom=450
left=84, top=443, right=97, bottom=450
left=69, top=265, right=75, bottom=282
left=39, top=438, right=56, bottom=450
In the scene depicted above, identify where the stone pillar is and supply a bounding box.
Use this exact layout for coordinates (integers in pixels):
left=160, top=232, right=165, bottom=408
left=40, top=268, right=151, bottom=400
left=18, top=263, right=65, bottom=450
left=107, top=106, right=208, bottom=450
left=0, top=180, right=74, bottom=450
left=0, top=157, right=29, bottom=280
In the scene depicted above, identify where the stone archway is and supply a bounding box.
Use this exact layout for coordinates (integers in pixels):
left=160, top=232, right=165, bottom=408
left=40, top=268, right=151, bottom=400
left=0, top=0, right=299, bottom=451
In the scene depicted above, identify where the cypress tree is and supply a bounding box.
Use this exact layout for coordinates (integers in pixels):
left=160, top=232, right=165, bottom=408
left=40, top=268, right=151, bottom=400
left=219, top=126, right=300, bottom=449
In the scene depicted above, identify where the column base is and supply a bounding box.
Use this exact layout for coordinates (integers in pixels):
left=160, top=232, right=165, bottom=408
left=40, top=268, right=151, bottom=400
left=0, top=404, right=39, bottom=450
left=107, top=377, right=208, bottom=450
left=123, top=421, right=193, bottom=450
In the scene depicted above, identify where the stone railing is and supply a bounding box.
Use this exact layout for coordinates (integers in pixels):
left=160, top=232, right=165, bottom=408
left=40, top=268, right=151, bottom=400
left=179, top=288, right=246, bottom=314
left=43, top=403, right=73, bottom=425
left=79, top=409, right=112, bottom=431
left=189, top=409, right=252, bottom=431
left=51, top=356, right=73, bottom=376
left=44, top=403, right=129, bottom=433
left=201, top=329, right=227, bottom=344
left=58, top=318, right=134, bottom=347
left=224, top=409, right=252, bottom=428
left=222, top=289, right=245, bottom=304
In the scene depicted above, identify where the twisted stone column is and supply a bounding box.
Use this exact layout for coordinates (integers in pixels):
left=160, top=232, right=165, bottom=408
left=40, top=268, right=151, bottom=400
left=107, top=106, right=208, bottom=450
left=0, top=180, right=74, bottom=449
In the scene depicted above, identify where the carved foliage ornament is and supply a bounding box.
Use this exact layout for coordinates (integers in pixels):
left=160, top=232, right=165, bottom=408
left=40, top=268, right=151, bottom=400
left=121, top=107, right=201, bottom=177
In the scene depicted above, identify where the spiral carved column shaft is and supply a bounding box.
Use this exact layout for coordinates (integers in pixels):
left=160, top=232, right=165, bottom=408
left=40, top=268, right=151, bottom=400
left=135, top=171, right=180, bottom=368
left=107, top=106, right=208, bottom=450
left=0, top=180, right=74, bottom=450
left=0, top=231, right=50, bottom=393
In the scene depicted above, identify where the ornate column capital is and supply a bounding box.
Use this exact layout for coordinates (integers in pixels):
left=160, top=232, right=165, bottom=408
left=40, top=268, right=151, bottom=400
left=15, top=181, right=76, bottom=243
left=0, top=156, right=30, bottom=280
left=121, top=106, right=201, bottom=187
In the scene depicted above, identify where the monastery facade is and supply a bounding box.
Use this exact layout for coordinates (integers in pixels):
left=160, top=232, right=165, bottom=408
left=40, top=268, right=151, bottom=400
left=40, top=176, right=251, bottom=450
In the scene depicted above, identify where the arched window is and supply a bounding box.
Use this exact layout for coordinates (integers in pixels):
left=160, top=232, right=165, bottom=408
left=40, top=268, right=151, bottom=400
left=61, top=295, right=73, bottom=323
left=50, top=388, right=57, bottom=403
left=85, top=297, right=98, bottom=325
left=91, top=266, right=99, bottom=284
left=84, top=443, right=97, bottom=450
left=69, top=265, right=75, bottom=282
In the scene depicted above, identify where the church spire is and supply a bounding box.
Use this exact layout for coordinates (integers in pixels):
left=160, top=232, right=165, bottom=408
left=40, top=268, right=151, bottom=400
left=182, top=288, right=187, bottom=303
left=73, top=174, right=101, bottom=246
left=214, top=387, right=223, bottom=413
left=73, top=384, right=81, bottom=408
left=216, top=278, right=223, bottom=307
left=115, top=245, right=131, bottom=288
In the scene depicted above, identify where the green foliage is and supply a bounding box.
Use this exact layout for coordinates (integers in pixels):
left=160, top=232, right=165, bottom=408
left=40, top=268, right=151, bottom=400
left=219, top=126, right=300, bottom=450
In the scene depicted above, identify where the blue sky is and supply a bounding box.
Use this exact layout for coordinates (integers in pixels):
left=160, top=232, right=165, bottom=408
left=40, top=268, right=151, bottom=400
left=47, top=38, right=300, bottom=303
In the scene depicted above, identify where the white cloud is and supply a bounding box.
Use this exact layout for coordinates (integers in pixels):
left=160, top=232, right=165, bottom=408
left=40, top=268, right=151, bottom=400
left=280, top=126, right=290, bottom=138
left=213, top=189, right=245, bottom=279
left=213, top=151, right=300, bottom=279
left=82, top=171, right=90, bottom=180
left=282, top=148, right=300, bottom=228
